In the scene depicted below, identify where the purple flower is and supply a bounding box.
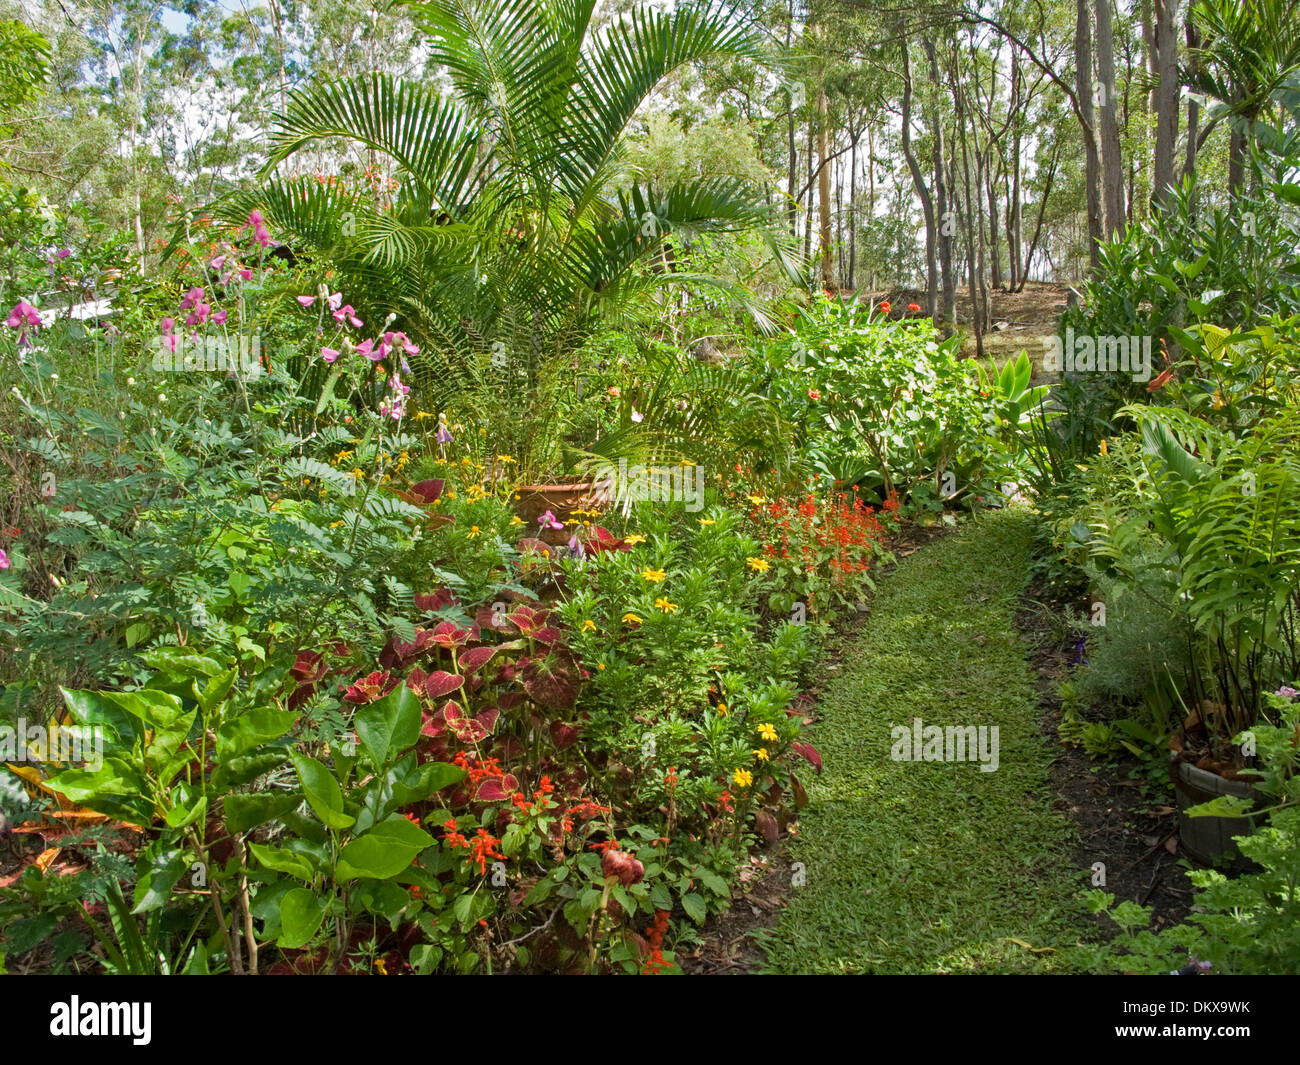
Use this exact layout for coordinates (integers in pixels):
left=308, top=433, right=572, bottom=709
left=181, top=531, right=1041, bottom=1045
left=55, top=248, right=72, bottom=259
left=1276, top=686, right=1299, bottom=701
left=210, top=255, right=227, bottom=269
left=0, top=548, right=9, bottom=570
left=6, top=301, right=41, bottom=329
left=321, top=346, right=341, bottom=363
left=538, top=510, right=564, bottom=531
left=435, top=423, right=453, bottom=444
left=567, top=534, right=584, bottom=558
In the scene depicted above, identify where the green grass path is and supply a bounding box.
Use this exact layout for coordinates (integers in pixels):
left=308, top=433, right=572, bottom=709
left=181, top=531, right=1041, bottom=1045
left=762, top=510, right=1082, bottom=973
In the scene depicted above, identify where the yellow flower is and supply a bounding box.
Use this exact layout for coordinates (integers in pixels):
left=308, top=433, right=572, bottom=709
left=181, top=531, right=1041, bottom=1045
left=1099, top=438, right=1109, bottom=456
left=581, top=619, right=596, bottom=632
left=746, top=556, right=770, bottom=573
left=414, top=411, right=433, bottom=421
left=747, top=495, right=768, bottom=505
left=597, top=662, right=605, bottom=671
left=446, top=491, right=456, bottom=499
left=622, top=612, right=642, bottom=626
left=496, top=454, right=515, bottom=463
left=329, top=520, right=345, bottom=529
left=351, top=467, right=365, bottom=480
left=509, top=515, right=524, bottom=526
left=717, top=703, right=728, bottom=716
left=753, top=748, right=769, bottom=762
left=374, top=959, right=388, bottom=975
left=642, top=568, right=666, bottom=583
left=757, top=723, right=778, bottom=742
left=732, top=768, right=753, bottom=788
left=697, top=518, right=715, bottom=526
left=624, top=534, right=646, bottom=545
left=654, top=596, right=678, bottom=614
left=467, top=525, right=481, bottom=538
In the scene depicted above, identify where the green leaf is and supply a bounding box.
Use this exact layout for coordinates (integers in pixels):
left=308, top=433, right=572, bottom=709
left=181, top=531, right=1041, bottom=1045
left=216, top=707, right=297, bottom=760
left=195, top=668, right=238, bottom=713
left=249, top=842, right=319, bottom=882
left=336, top=814, right=433, bottom=881
left=278, top=888, right=329, bottom=949
left=164, top=795, right=207, bottom=829
left=132, top=849, right=188, bottom=914
left=211, top=748, right=289, bottom=791
left=680, top=891, right=706, bottom=924
left=224, top=790, right=302, bottom=833
left=353, top=684, right=421, bottom=768
left=104, top=688, right=188, bottom=731
left=290, top=753, right=354, bottom=829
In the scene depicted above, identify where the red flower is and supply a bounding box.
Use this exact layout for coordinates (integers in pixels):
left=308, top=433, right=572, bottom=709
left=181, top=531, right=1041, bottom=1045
left=880, top=300, right=891, bottom=314
left=907, top=303, right=921, bottom=312
left=601, top=848, right=644, bottom=886
left=808, top=388, right=821, bottom=401
left=1146, top=368, right=1174, bottom=392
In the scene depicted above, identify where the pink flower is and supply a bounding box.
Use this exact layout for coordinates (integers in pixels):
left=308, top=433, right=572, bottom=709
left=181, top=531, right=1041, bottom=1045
left=185, top=303, right=211, bottom=326
left=239, top=268, right=253, bottom=281
left=55, top=248, right=72, bottom=259
left=211, top=309, right=227, bottom=325
left=297, top=295, right=316, bottom=307
left=6, top=301, right=41, bottom=330
left=355, top=338, right=377, bottom=360
left=333, top=304, right=363, bottom=328
left=161, top=317, right=176, bottom=334
left=322, top=346, right=341, bottom=363
left=0, top=548, right=9, bottom=570
left=210, top=255, right=227, bottom=269
left=180, top=287, right=204, bottom=310
left=538, top=510, right=564, bottom=531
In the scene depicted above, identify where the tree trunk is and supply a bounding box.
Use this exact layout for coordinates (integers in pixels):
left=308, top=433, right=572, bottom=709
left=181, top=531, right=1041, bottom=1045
left=1095, top=0, right=1126, bottom=236
left=923, top=37, right=956, bottom=330
left=900, top=42, right=938, bottom=317
left=1076, top=0, right=1106, bottom=269
left=818, top=86, right=834, bottom=286
left=847, top=116, right=859, bottom=290
left=1152, top=0, right=1180, bottom=211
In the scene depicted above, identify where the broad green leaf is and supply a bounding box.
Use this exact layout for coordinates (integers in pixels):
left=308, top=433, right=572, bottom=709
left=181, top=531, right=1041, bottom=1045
left=290, top=753, right=354, bottom=829
left=224, top=790, right=302, bottom=833
left=354, top=684, right=421, bottom=768
left=132, top=849, right=188, bottom=914
left=336, top=814, right=433, bottom=881
left=278, top=888, right=328, bottom=948
left=249, top=842, right=318, bottom=882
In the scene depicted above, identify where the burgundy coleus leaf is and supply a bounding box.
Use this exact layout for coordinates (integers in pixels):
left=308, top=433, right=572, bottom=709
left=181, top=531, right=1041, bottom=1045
left=343, top=670, right=395, bottom=704
left=549, top=720, right=580, bottom=749
left=420, top=704, right=446, bottom=738
left=515, top=537, right=553, bottom=557
left=505, top=605, right=549, bottom=636
left=752, top=808, right=780, bottom=845
left=442, top=700, right=489, bottom=743
left=406, top=666, right=429, bottom=692
left=290, top=650, right=327, bottom=683
left=415, top=587, right=456, bottom=612
left=459, top=645, right=497, bottom=674
left=790, top=741, right=823, bottom=773
left=475, top=604, right=514, bottom=633
left=531, top=626, right=562, bottom=647
left=423, top=670, right=465, bottom=699
left=498, top=734, right=526, bottom=760
left=399, top=478, right=444, bottom=505
left=583, top=525, right=630, bottom=553
left=476, top=707, right=500, bottom=734
left=288, top=682, right=317, bottom=711
left=393, top=629, right=436, bottom=660
left=430, top=619, right=479, bottom=648
left=521, top=646, right=581, bottom=709
left=473, top=774, right=519, bottom=802
left=498, top=691, right=525, bottom=710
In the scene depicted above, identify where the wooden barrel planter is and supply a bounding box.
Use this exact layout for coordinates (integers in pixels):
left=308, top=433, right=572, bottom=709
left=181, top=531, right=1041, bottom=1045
left=1172, top=756, right=1261, bottom=869
left=513, top=482, right=608, bottom=546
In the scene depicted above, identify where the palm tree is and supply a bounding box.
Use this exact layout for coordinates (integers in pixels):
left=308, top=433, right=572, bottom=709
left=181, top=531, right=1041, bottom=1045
left=233, top=0, right=793, bottom=482
left=1185, top=0, right=1300, bottom=195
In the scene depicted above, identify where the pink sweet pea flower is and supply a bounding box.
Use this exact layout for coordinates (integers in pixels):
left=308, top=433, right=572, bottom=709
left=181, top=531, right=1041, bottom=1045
left=322, top=346, right=341, bottom=363
left=333, top=304, right=363, bottom=328
left=210, top=255, right=227, bottom=269
left=239, top=268, right=253, bottom=281
left=297, top=295, right=316, bottom=307
left=180, top=287, right=204, bottom=310
left=538, top=510, right=564, bottom=531
left=6, top=301, right=41, bottom=330
left=355, top=338, right=376, bottom=360
left=0, top=548, right=9, bottom=570
left=211, top=309, right=227, bottom=325
left=55, top=248, right=72, bottom=259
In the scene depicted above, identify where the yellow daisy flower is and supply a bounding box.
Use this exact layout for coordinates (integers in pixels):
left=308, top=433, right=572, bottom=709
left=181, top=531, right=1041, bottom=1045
left=621, top=612, right=642, bottom=626
left=697, top=518, right=714, bottom=526
left=642, top=568, right=666, bottom=583
left=654, top=597, right=678, bottom=614
left=746, top=556, right=770, bottom=573
left=732, top=768, right=753, bottom=788
left=753, top=748, right=769, bottom=762
left=757, top=723, right=779, bottom=742
left=581, top=619, right=596, bottom=632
